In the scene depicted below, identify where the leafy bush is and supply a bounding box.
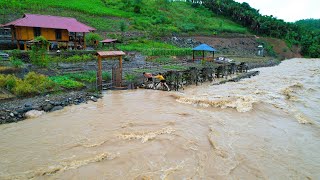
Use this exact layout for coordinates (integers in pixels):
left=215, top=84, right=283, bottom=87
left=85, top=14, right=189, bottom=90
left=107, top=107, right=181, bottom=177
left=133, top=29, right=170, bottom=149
left=13, top=80, right=38, bottom=97
left=102, top=71, right=111, bottom=81
left=120, top=20, right=128, bottom=32
left=0, top=75, right=18, bottom=90
left=10, top=58, right=24, bottom=68
left=85, top=32, right=102, bottom=47
left=66, top=55, right=82, bottom=63
left=24, top=72, right=57, bottom=92
left=11, top=49, right=21, bottom=59
left=0, top=74, right=6, bottom=87
left=8, top=49, right=24, bottom=68
left=29, top=36, right=49, bottom=67
left=179, top=23, right=196, bottom=32
left=124, top=73, right=137, bottom=82
left=0, top=72, right=59, bottom=96
left=4, top=75, right=19, bottom=91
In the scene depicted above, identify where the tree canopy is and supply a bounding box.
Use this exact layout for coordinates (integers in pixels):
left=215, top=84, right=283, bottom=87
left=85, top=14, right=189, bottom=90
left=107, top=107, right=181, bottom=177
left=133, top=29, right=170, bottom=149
left=196, top=0, right=320, bottom=57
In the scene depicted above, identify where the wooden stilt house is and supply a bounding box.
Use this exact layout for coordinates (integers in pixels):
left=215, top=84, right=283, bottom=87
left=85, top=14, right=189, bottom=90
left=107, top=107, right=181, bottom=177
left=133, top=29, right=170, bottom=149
left=1, top=14, right=95, bottom=50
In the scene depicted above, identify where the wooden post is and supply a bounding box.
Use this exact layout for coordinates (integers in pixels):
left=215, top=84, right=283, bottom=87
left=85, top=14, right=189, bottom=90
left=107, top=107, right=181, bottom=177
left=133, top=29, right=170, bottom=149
left=192, top=50, right=194, bottom=61
left=24, top=41, right=27, bottom=50
left=74, top=33, right=77, bottom=50
left=11, top=27, right=14, bottom=44
left=97, top=55, right=103, bottom=91
left=119, top=55, right=123, bottom=87
left=15, top=28, right=20, bottom=49
left=17, top=40, right=20, bottom=50
left=83, top=32, right=86, bottom=50
left=47, top=43, right=49, bottom=51
left=202, top=50, right=204, bottom=61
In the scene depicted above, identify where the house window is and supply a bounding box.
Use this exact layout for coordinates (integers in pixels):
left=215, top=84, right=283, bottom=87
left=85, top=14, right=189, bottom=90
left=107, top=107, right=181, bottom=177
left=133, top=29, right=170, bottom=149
left=34, top=27, right=41, bottom=37
left=55, top=29, right=62, bottom=40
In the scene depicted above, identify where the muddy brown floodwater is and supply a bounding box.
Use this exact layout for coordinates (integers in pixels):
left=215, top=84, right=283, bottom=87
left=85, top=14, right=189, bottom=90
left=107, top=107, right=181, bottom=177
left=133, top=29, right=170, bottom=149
left=0, top=58, right=319, bottom=179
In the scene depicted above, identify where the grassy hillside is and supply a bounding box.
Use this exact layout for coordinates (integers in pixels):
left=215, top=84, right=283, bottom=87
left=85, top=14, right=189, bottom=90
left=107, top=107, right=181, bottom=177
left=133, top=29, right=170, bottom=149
left=0, top=0, right=247, bottom=35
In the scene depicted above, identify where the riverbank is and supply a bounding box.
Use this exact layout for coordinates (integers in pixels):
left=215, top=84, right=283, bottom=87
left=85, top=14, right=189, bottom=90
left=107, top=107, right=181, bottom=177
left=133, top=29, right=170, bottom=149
left=0, top=58, right=279, bottom=125
left=0, top=91, right=102, bottom=124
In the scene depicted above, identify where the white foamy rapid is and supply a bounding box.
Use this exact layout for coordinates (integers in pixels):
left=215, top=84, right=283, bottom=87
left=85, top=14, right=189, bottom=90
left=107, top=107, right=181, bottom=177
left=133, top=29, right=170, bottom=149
left=176, top=58, right=320, bottom=125
left=0, top=58, right=319, bottom=179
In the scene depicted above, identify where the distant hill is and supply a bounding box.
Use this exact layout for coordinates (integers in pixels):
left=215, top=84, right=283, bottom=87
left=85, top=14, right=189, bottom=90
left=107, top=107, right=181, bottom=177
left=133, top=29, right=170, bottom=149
left=295, top=19, right=320, bottom=33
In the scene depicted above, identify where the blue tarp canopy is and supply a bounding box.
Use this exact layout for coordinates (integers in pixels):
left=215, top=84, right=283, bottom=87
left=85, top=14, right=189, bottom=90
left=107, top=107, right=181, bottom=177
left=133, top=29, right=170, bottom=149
left=192, top=44, right=217, bottom=52
left=192, top=43, right=217, bottom=61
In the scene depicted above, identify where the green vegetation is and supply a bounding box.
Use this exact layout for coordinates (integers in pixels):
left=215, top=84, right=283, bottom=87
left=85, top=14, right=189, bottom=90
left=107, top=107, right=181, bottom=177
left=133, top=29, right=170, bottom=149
left=117, top=39, right=177, bottom=50
left=0, top=0, right=318, bottom=57
left=0, top=0, right=247, bottom=35
left=295, top=19, right=320, bottom=33
left=0, top=72, right=57, bottom=97
left=10, top=59, right=24, bottom=68
left=117, top=40, right=192, bottom=56
left=200, top=0, right=320, bottom=58
left=29, top=36, right=50, bottom=67
left=85, top=33, right=102, bottom=48
left=142, top=49, right=192, bottom=56
left=50, top=71, right=111, bottom=89
left=163, top=65, right=189, bottom=71
left=0, top=71, right=112, bottom=97
left=124, top=73, right=138, bottom=83
left=9, top=49, right=24, bottom=68
left=153, top=57, right=173, bottom=64
left=57, top=71, right=111, bottom=83
left=256, top=39, right=277, bottom=57
left=52, top=54, right=95, bottom=64
left=49, top=76, right=84, bottom=89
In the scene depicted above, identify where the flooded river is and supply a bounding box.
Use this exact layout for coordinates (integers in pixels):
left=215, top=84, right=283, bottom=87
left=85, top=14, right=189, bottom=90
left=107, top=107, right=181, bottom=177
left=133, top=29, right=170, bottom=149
left=0, top=58, right=319, bottom=179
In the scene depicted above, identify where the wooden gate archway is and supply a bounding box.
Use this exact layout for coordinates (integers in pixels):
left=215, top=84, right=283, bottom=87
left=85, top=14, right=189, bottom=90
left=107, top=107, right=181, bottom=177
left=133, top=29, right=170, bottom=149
left=96, top=51, right=126, bottom=91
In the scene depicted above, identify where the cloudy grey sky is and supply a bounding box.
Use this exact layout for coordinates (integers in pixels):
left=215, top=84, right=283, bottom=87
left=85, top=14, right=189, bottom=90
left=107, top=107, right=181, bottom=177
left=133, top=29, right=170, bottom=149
left=234, top=0, right=320, bottom=22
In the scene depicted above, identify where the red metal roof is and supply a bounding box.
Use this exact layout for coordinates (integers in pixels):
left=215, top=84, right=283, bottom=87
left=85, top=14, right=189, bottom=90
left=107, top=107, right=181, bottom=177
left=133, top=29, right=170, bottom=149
left=100, top=39, right=118, bottom=43
left=3, top=14, right=95, bottom=33
left=97, top=51, right=125, bottom=57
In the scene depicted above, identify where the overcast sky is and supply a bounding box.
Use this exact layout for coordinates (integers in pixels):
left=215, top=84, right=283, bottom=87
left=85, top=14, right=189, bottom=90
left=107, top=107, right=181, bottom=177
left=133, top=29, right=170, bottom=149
left=234, top=0, right=320, bottom=22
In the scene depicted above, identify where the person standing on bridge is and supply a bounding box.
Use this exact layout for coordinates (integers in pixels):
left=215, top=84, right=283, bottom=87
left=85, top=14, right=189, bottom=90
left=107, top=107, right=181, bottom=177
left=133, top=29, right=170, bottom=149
left=143, top=72, right=153, bottom=82
left=154, top=73, right=170, bottom=91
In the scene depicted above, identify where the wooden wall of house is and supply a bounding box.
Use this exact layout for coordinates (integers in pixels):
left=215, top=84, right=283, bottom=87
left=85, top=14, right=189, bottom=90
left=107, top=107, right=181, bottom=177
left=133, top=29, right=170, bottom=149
left=15, top=27, right=33, bottom=40
left=15, top=26, right=69, bottom=41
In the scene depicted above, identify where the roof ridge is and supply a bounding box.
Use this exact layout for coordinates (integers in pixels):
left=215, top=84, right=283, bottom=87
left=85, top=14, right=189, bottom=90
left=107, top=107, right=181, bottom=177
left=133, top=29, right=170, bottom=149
left=24, top=13, right=77, bottom=20
left=3, top=14, right=95, bottom=32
